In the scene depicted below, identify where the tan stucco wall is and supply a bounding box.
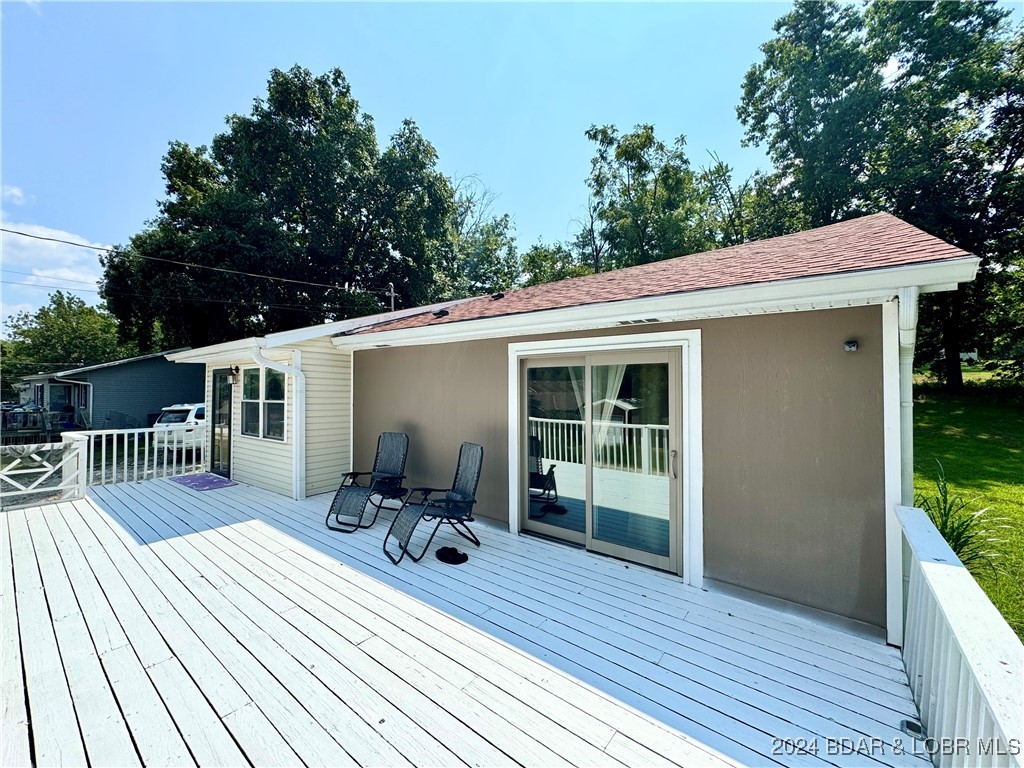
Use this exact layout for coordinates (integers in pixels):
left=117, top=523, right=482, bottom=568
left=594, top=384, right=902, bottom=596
left=353, top=305, right=886, bottom=626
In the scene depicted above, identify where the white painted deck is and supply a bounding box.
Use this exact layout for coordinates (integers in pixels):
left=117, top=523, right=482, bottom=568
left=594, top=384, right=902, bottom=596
left=2, top=478, right=927, bottom=768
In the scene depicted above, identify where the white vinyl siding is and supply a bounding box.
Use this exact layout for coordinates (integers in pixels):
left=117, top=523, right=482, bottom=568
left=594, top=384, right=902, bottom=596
left=204, top=354, right=295, bottom=498
left=295, top=338, right=351, bottom=496
left=199, top=340, right=350, bottom=499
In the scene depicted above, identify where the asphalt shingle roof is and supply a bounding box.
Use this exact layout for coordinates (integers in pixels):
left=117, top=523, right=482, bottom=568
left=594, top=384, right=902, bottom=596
left=359, top=213, right=971, bottom=335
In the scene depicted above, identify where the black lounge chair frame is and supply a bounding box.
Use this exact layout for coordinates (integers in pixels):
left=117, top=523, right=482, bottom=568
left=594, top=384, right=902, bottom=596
left=326, top=431, right=409, bottom=533
left=383, top=442, right=483, bottom=564
left=527, top=435, right=564, bottom=518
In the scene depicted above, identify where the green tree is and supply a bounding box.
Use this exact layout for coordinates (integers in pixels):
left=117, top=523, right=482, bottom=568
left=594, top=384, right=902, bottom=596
left=456, top=213, right=522, bottom=294
left=739, top=1, right=1022, bottom=389
left=102, top=66, right=455, bottom=350
left=584, top=124, right=717, bottom=269
left=570, top=198, right=611, bottom=274
left=522, top=242, right=593, bottom=287
left=0, top=292, right=134, bottom=400
left=442, top=177, right=524, bottom=296
left=738, top=1, right=882, bottom=226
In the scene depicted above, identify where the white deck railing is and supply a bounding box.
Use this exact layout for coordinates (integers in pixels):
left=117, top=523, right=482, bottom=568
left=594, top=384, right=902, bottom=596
left=528, top=417, right=670, bottom=475
left=0, top=441, right=87, bottom=507
left=1, top=426, right=207, bottom=508
left=66, top=426, right=207, bottom=488
left=898, top=506, right=1023, bottom=768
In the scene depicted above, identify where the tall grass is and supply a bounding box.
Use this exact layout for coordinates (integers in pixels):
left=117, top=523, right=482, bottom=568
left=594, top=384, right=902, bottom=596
left=914, top=460, right=1008, bottom=576
left=914, top=391, right=1023, bottom=639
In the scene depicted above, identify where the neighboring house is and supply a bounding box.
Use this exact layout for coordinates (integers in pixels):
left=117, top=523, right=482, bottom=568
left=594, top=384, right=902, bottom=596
left=168, top=213, right=979, bottom=645
left=22, top=349, right=204, bottom=429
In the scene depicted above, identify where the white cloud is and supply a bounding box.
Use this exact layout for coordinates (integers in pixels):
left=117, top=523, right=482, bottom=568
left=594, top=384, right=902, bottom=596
left=2, top=186, right=27, bottom=206
left=0, top=302, right=34, bottom=327
left=0, top=220, right=110, bottom=336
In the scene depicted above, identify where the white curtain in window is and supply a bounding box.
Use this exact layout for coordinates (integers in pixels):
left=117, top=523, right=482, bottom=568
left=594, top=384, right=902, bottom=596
left=592, top=364, right=626, bottom=456
left=567, top=366, right=585, bottom=421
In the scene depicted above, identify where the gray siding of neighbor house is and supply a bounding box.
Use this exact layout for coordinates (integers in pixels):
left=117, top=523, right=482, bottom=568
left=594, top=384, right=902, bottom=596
left=87, top=357, right=205, bottom=428
left=352, top=305, right=887, bottom=628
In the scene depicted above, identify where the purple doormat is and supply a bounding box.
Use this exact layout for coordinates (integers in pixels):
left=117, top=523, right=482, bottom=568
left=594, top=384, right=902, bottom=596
left=169, top=473, right=238, bottom=491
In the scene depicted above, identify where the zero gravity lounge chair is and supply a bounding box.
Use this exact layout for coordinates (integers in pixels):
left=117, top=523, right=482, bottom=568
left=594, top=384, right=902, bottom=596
left=325, top=431, right=409, bottom=533
left=527, top=435, right=564, bottom=518
left=383, top=442, right=483, bottom=564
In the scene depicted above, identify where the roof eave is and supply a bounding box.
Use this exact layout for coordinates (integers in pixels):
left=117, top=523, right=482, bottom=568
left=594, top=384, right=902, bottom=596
left=333, top=257, right=980, bottom=351
left=166, top=339, right=263, bottom=364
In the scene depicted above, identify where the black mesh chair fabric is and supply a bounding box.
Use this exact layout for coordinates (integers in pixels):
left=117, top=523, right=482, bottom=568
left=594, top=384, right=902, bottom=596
left=325, top=432, right=409, bottom=532
left=383, top=442, right=484, bottom=564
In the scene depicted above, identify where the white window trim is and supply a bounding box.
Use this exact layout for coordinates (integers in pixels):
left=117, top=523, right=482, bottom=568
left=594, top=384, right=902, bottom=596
left=507, top=329, right=704, bottom=588
left=239, top=366, right=288, bottom=443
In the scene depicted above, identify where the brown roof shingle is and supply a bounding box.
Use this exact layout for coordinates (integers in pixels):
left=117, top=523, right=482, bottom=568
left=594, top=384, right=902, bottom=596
left=359, top=213, right=971, bottom=335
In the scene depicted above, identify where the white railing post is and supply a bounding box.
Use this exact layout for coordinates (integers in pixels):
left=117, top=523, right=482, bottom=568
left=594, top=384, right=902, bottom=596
left=898, top=506, right=1023, bottom=768
left=641, top=425, right=652, bottom=475
left=66, top=433, right=89, bottom=500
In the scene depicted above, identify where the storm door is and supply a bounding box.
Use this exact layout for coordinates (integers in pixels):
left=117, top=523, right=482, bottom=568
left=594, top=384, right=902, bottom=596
left=210, top=369, right=233, bottom=477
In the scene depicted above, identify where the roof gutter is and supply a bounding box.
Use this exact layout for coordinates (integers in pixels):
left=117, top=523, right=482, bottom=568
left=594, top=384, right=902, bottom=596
left=166, top=338, right=266, bottom=365
left=251, top=346, right=306, bottom=501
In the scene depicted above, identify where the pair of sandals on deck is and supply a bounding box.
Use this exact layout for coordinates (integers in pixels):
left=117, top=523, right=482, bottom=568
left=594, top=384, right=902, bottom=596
left=323, top=432, right=483, bottom=566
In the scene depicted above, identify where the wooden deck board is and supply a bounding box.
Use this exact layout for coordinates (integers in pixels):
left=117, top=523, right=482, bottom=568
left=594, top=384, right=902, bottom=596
left=0, top=514, right=31, bottom=768
left=171, top=480, right=919, bottom=768
left=1, top=478, right=926, bottom=768
left=58, top=500, right=309, bottom=765
left=8, top=508, right=89, bottom=768
left=25, top=509, right=141, bottom=768
left=161, top=478, right=923, bottom=768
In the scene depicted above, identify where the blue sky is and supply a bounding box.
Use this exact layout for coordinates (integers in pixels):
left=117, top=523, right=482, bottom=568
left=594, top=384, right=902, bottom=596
left=1, top=2, right=788, bottom=325
left=3, top=2, right=1018, bottom=328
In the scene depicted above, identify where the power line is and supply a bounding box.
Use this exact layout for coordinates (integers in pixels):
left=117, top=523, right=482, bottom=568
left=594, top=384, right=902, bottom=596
left=2, top=269, right=99, bottom=286
left=0, top=279, right=384, bottom=315
left=1, top=227, right=391, bottom=294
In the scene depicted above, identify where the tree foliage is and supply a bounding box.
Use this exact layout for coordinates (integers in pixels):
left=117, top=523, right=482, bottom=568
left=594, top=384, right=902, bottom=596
left=103, top=66, right=455, bottom=350
left=738, top=0, right=1024, bottom=388
left=522, top=243, right=592, bottom=287
left=443, top=178, right=523, bottom=296
left=584, top=124, right=716, bottom=268
left=0, top=292, right=134, bottom=401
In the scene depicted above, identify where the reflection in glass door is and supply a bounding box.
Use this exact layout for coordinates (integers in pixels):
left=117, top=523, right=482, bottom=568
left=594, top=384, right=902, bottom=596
left=522, top=350, right=681, bottom=574
left=211, top=369, right=232, bottom=477
left=524, top=360, right=586, bottom=544
left=590, top=354, right=678, bottom=571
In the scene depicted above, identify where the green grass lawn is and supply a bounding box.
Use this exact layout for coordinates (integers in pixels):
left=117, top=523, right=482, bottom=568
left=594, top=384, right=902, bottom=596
left=914, top=391, right=1024, bottom=640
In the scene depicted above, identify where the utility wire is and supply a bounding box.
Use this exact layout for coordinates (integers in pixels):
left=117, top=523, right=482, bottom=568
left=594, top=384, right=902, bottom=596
left=2, top=269, right=100, bottom=285
left=1, top=227, right=392, bottom=295
left=0, top=279, right=383, bottom=315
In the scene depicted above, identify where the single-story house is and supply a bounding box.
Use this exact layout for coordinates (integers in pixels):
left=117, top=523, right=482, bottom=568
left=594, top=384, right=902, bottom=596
left=168, top=213, right=979, bottom=645
left=22, top=349, right=204, bottom=429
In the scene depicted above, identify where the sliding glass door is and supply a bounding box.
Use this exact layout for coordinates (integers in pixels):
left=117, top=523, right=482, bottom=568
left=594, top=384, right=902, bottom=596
left=522, top=349, right=681, bottom=573
left=524, top=357, right=587, bottom=544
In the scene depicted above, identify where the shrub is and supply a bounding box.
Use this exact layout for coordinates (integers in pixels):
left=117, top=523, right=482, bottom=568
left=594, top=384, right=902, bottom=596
left=914, top=461, right=1008, bottom=577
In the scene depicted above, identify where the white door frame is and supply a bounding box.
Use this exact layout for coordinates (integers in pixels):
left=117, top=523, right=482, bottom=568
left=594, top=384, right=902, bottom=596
left=507, top=330, right=704, bottom=587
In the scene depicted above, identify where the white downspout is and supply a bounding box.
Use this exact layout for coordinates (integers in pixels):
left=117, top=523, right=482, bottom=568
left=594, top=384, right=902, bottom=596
left=898, top=287, right=919, bottom=505
left=251, top=347, right=306, bottom=501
